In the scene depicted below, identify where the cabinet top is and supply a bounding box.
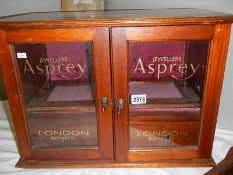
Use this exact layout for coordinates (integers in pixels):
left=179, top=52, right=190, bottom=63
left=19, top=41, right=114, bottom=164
left=0, top=8, right=233, bottom=29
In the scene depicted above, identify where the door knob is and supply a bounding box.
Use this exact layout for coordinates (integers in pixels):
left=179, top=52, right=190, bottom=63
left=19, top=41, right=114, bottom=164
left=117, top=98, right=124, bottom=115
left=101, top=97, right=108, bottom=112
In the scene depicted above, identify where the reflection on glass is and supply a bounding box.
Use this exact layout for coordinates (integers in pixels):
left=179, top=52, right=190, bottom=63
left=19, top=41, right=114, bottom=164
left=13, top=42, right=98, bottom=147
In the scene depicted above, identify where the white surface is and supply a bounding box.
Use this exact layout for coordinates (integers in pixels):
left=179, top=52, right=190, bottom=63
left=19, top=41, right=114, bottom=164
left=0, top=0, right=60, bottom=17
left=0, top=100, right=233, bottom=175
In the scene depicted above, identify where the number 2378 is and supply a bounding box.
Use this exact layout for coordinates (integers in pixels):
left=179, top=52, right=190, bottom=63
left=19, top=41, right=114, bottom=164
left=131, top=94, right=146, bottom=104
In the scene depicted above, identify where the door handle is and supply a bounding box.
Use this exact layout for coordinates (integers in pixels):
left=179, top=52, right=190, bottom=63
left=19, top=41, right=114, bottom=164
left=101, top=97, right=108, bottom=112
left=117, top=98, right=124, bottom=115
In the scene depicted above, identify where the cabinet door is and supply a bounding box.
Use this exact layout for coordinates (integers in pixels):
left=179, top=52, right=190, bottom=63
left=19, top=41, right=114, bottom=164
left=4, top=28, right=113, bottom=161
left=112, top=25, right=231, bottom=162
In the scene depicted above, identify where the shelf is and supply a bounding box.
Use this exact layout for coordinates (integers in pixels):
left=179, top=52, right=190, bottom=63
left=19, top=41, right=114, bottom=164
left=129, top=81, right=201, bottom=116
left=47, top=84, right=94, bottom=102
left=26, top=83, right=96, bottom=114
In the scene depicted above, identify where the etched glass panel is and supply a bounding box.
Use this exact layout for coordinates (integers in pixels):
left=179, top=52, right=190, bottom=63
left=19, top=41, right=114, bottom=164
left=128, top=41, right=209, bottom=148
left=13, top=42, right=98, bottom=148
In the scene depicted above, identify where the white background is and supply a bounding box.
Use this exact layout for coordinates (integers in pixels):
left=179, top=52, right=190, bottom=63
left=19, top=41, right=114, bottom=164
left=0, top=0, right=232, bottom=131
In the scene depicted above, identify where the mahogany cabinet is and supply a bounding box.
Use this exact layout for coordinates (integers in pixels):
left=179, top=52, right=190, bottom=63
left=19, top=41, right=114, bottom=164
left=0, top=9, right=233, bottom=168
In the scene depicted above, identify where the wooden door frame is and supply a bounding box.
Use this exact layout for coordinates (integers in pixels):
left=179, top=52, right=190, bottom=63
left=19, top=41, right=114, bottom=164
left=0, top=27, right=114, bottom=161
left=112, top=24, right=231, bottom=162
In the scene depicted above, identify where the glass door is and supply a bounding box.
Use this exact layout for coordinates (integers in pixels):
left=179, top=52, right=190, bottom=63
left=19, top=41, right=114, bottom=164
left=14, top=42, right=98, bottom=147
left=112, top=26, right=216, bottom=161
left=128, top=40, right=208, bottom=148
left=9, top=28, right=113, bottom=161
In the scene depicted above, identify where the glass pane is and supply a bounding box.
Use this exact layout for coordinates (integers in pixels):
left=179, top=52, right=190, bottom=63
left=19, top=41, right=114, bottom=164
left=129, top=123, right=200, bottom=148
left=13, top=42, right=98, bottom=148
left=128, top=41, right=209, bottom=148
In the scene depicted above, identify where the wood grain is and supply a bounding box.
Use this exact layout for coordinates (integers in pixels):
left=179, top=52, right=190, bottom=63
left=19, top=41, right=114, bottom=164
left=16, top=158, right=215, bottom=168
left=199, top=24, right=232, bottom=158
left=7, top=28, right=93, bottom=43
left=0, top=30, right=32, bottom=159
left=126, top=25, right=215, bottom=41
left=112, top=27, right=129, bottom=161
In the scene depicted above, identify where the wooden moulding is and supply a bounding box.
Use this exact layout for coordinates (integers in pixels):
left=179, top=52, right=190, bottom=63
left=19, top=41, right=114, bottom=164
left=0, top=9, right=233, bottom=29
left=16, top=158, right=215, bottom=168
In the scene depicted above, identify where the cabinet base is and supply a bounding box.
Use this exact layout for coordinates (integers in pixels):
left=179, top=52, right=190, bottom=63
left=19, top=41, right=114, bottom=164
left=16, top=158, right=216, bottom=168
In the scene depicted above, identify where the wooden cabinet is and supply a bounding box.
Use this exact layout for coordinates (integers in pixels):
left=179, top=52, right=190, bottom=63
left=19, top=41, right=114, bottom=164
left=0, top=9, right=233, bottom=168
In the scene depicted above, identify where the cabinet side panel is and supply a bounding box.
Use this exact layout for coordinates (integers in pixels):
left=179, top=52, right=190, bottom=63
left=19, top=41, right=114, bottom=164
left=0, top=30, right=31, bottom=159
left=200, top=24, right=232, bottom=158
